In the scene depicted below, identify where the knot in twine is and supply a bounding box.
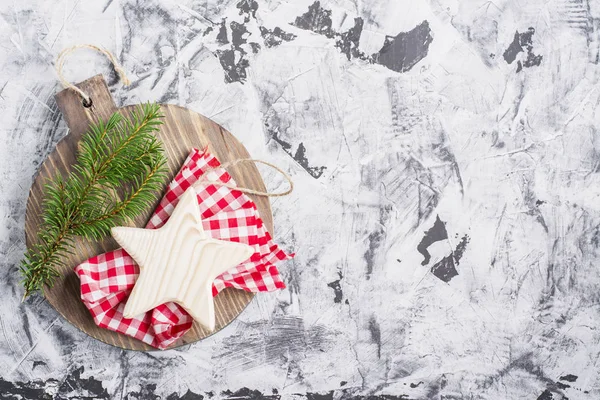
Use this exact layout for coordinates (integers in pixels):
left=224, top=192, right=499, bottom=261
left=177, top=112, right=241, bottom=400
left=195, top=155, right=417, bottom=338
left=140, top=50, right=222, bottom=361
left=56, top=44, right=131, bottom=106
left=54, top=44, right=293, bottom=198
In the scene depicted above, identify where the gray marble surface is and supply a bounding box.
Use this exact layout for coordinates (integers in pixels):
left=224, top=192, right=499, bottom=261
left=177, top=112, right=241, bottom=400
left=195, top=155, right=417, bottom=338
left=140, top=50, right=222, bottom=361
left=1, top=0, right=600, bottom=399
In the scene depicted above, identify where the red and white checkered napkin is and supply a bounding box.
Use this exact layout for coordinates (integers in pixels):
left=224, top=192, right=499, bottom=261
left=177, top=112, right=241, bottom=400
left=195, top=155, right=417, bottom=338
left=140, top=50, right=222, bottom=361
left=75, top=148, right=292, bottom=349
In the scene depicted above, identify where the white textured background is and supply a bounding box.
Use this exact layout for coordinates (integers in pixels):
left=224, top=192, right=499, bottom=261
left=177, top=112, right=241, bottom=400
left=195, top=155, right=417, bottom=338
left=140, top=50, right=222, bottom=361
left=1, top=0, right=600, bottom=399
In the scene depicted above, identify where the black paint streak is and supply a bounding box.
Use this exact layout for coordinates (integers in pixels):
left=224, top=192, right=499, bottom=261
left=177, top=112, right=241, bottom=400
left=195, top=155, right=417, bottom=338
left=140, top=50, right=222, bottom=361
left=552, top=373, right=580, bottom=391
left=307, top=392, right=338, bottom=400
left=521, top=52, right=543, bottom=72
left=0, top=366, right=110, bottom=400
left=260, top=26, right=297, bottom=48
left=102, top=0, right=114, bottom=13
left=371, top=21, right=433, bottom=73
left=216, top=19, right=229, bottom=44
left=211, top=9, right=250, bottom=85
left=364, top=229, right=384, bottom=279
left=555, top=381, right=570, bottom=390
left=417, top=216, right=448, bottom=266
left=336, top=18, right=366, bottom=60
left=327, top=272, right=343, bottom=303
left=210, top=1, right=297, bottom=83
left=166, top=389, right=205, bottom=400
left=222, top=388, right=279, bottom=399
left=293, top=2, right=432, bottom=73
left=0, top=377, right=54, bottom=400
left=214, top=21, right=251, bottom=84
left=268, top=127, right=326, bottom=178
left=230, top=21, right=249, bottom=49
left=536, top=389, right=554, bottom=400
left=559, top=374, right=578, bottom=382
left=307, top=392, right=412, bottom=400
left=127, top=385, right=206, bottom=400
left=293, top=143, right=326, bottom=178
left=368, top=316, right=382, bottom=359
left=430, top=234, right=469, bottom=283
left=126, top=383, right=161, bottom=399
left=216, top=49, right=250, bottom=84
left=417, top=217, right=469, bottom=283
left=503, top=27, right=543, bottom=72
left=292, top=1, right=334, bottom=38
left=430, top=254, right=459, bottom=282
left=32, top=360, right=47, bottom=370
left=60, top=367, right=109, bottom=399
left=236, top=0, right=258, bottom=23
left=249, top=42, right=261, bottom=53
left=307, top=393, right=333, bottom=400
left=503, top=31, right=525, bottom=63
left=0, top=374, right=420, bottom=400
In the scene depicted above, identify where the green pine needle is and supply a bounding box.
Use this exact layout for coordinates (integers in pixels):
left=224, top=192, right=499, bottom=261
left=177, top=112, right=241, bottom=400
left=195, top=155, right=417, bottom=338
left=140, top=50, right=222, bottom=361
left=21, top=103, right=168, bottom=299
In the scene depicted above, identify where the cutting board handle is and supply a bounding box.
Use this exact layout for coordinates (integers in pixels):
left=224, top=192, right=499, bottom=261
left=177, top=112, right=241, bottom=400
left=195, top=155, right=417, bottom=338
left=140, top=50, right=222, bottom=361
left=55, top=74, right=118, bottom=142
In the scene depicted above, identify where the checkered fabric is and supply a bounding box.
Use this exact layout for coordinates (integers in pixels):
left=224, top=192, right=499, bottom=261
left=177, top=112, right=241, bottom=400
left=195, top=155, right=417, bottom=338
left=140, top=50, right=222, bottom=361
left=75, top=148, right=292, bottom=349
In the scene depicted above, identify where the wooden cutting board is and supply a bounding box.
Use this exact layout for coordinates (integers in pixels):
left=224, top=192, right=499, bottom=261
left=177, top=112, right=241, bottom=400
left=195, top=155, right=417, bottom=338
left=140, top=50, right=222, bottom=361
left=24, top=74, right=272, bottom=351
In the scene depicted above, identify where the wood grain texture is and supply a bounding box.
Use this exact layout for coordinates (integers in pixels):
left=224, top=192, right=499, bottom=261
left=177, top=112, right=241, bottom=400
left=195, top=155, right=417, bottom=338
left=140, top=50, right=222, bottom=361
left=24, top=75, right=273, bottom=351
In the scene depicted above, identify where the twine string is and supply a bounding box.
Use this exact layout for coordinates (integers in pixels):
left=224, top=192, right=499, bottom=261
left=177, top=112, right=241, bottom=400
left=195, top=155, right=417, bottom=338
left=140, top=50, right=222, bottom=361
left=55, top=44, right=131, bottom=105
left=55, top=45, right=293, bottom=197
left=192, top=159, right=294, bottom=197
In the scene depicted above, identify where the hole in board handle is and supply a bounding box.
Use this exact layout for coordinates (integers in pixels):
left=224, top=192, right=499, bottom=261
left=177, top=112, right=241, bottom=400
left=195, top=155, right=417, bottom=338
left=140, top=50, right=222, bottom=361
left=82, top=97, right=93, bottom=108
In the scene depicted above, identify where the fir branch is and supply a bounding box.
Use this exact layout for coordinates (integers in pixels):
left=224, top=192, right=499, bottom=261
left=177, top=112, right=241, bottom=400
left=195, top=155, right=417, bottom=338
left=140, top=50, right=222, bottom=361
left=21, top=103, right=168, bottom=299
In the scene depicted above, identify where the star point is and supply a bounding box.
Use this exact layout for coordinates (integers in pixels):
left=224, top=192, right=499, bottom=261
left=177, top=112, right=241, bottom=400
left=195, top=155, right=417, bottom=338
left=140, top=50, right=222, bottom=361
left=111, top=188, right=254, bottom=331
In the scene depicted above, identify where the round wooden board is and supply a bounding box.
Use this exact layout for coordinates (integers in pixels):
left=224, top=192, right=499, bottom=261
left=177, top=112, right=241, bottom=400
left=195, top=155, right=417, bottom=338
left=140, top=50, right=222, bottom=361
left=24, top=76, right=272, bottom=351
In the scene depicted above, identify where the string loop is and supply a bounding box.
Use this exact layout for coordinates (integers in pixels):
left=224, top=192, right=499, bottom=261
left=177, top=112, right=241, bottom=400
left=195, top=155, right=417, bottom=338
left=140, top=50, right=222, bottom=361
left=192, top=159, right=294, bottom=197
left=55, top=45, right=293, bottom=198
left=56, top=44, right=130, bottom=104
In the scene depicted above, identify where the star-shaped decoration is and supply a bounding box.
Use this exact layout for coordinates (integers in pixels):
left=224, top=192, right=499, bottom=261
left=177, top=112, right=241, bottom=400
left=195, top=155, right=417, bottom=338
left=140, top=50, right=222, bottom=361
left=111, top=187, right=254, bottom=331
